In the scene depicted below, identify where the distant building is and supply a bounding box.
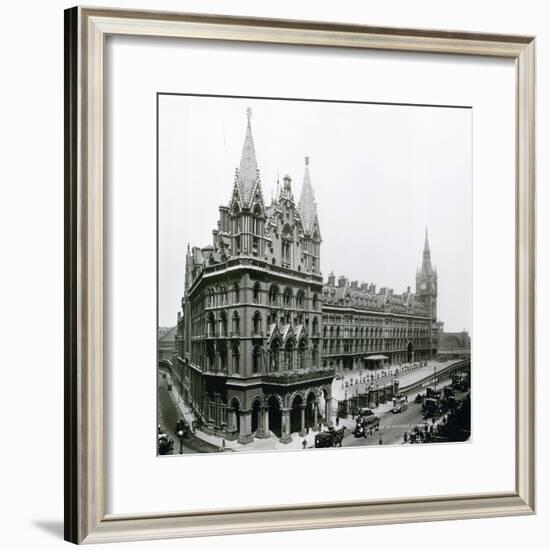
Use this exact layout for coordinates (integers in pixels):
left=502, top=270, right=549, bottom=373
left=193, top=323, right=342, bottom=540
left=437, top=322, right=470, bottom=358
left=168, top=109, right=439, bottom=445
left=158, top=326, right=177, bottom=364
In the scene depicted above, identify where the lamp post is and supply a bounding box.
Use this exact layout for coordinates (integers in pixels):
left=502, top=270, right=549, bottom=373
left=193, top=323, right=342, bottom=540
left=433, top=365, right=437, bottom=392
left=177, top=430, right=184, bottom=454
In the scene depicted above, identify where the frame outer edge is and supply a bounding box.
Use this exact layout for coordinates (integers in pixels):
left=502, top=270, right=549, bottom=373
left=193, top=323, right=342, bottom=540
left=65, top=7, right=537, bottom=544
left=64, top=5, right=80, bottom=544
left=516, top=38, right=536, bottom=512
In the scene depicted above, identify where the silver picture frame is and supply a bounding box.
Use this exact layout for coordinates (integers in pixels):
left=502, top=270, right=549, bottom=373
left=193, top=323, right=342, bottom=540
left=64, top=6, right=536, bottom=544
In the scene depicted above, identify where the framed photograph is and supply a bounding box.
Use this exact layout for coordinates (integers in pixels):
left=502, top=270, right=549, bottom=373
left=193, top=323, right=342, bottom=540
left=65, top=6, right=535, bottom=544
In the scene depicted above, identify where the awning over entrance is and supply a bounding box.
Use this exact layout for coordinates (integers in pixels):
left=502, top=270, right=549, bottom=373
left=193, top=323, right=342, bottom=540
left=365, top=355, right=388, bottom=361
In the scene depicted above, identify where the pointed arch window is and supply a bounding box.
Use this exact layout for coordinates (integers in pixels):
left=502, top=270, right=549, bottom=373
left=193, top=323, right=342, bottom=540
left=296, top=290, right=305, bottom=309
left=252, top=345, right=262, bottom=374
left=298, top=339, right=307, bottom=370
left=270, top=339, right=280, bottom=372
left=312, top=317, right=319, bottom=337
left=268, top=285, right=279, bottom=307
left=218, top=341, right=227, bottom=372
left=219, top=311, right=228, bottom=337
left=232, top=342, right=240, bottom=374
left=283, top=287, right=293, bottom=307
left=207, top=312, right=216, bottom=337
left=252, top=311, right=262, bottom=335
left=233, top=282, right=240, bottom=303
left=253, top=281, right=261, bottom=304
left=312, top=293, right=319, bottom=310
left=232, top=311, right=240, bottom=335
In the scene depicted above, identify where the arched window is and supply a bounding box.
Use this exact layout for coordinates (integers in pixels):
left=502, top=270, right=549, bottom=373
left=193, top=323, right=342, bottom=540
left=253, top=282, right=261, bottom=303
left=281, top=225, right=293, bottom=267
left=220, top=286, right=228, bottom=305
left=233, top=282, right=240, bottom=303
left=312, top=293, right=319, bottom=310
left=232, top=342, right=240, bottom=374
left=232, top=204, right=240, bottom=234
left=296, top=290, right=305, bottom=309
left=323, top=325, right=327, bottom=338
left=252, top=311, right=262, bottom=335
left=283, top=287, right=293, bottom=307
left=252, top=346, right=262, bottom=374
left=312, top=317, right=319, bottom=336
left=298, top=339, right=307, bottom=370
left=269, top=285, right=279, bottom=306
left=220, top=311, right=227, bottom=337
left=207, top=312, right=215, bottom=337
left=270, top=340, right=280, bottom=372
left=232, top=311, right=240, bottom=335
left=285, top=339, right=295, bottom=370
left=252, top=204, right=262, bottom=236
left=218, top=341, right=227, bottom=372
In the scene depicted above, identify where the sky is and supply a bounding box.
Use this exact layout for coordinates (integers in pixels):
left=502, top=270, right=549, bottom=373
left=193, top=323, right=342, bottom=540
left=158, top=94, right=472, bottom=333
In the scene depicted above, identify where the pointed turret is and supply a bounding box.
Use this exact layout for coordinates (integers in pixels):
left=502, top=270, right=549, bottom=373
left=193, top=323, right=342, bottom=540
left=184, top=243, right=193, bottom=292
left=235, top=107, right=260, bottom=206
left=422, top=227, right=433, bottom=275
left=298, top=156, right=318, bottom=235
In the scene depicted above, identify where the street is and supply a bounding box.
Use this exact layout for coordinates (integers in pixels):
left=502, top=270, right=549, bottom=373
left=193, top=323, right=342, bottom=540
left=341, top=385, right=470, bottom=447
left=341, top=399, right=425, bottom=447
left=157, top=372, right=221, bottom=454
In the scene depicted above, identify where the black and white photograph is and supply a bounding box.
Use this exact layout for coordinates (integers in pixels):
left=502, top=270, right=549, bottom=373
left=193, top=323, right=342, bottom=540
left=157, top=94, right=472, bottom=455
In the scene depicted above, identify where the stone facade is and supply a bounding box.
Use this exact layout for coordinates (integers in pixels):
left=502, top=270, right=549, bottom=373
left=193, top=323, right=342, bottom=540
left=171, top=109, right=438, bottom=444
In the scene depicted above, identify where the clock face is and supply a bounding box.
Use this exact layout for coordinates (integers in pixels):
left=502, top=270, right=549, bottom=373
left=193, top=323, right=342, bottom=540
left=420, top=282, right=427, bottom=291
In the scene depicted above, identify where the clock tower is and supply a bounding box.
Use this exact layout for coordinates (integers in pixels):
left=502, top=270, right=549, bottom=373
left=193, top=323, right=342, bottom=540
left=416, top=229, right=438, bottom=356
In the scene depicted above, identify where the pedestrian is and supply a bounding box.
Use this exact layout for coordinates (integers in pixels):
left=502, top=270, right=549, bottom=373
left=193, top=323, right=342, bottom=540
left=302, top=438, right=307, bottom=450
left=379, top=435, right=383, bottom=445
left=221, top=438, right=226, bottom=452
left=336, top=416, right=340, bottom=426
left=403, top=432, right=408, bottom=444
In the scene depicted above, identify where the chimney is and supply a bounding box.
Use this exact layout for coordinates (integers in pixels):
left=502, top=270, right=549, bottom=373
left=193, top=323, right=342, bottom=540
left=327, top=272, right=336, bottom=286
left=351, top=280, right=358, bottom=290
left=338, top=276, right=347, bottom=288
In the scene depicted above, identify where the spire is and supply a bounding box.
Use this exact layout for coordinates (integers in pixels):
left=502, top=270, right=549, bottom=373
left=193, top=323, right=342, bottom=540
left=422, top=227, right=433, bottom=274
left=236, top=107, right=260, bottom=206
left=298, top=156, right=318, bottom=234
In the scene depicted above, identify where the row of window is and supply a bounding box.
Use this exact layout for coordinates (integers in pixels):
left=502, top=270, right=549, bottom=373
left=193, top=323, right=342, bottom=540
left=198, top=310, right=320, bottom=338
left=191, top=339, right=321, bottom=375
left=202, top=283, right=321, bottom=310
left=321, top=326, right=430, bottom=338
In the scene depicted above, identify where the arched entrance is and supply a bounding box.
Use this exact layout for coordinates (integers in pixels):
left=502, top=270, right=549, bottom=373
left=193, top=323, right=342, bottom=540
left=267, top=395, right=282, bottom=437
left=407, top=341, right=414, bottom=363
left=251, top=398, right=261, bottom=434
left=290, top=394, right=303, bottom=434
left=230, top=398, right=240, bottom=433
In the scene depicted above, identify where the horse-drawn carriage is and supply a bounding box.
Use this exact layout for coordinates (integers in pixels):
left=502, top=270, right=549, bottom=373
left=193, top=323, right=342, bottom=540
left=158, top=433, right=174, bottom=455
left=314, top=426, right=347, bottom=448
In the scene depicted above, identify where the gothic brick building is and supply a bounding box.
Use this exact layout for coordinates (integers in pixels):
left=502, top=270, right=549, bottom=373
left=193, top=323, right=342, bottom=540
left=172, top=109, right=438, bottom=445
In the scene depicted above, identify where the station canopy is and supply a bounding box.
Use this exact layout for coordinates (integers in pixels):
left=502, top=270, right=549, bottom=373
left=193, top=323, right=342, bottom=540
left=365, top=355, right=388, bottom=361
